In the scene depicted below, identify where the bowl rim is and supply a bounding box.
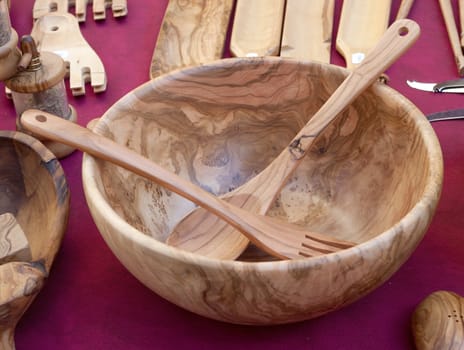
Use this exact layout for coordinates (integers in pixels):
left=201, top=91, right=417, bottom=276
left=81, top=56, right=444, bottom=269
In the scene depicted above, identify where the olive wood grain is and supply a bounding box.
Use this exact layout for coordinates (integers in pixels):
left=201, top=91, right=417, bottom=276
left=0, top=213, right=31, bottom=264
left=439, top=0, right=464, bottom=76
left=280, top=0, right=334, bottom=63
left=230, top=0, right=286, bottom=57
left=21, top=110, right=355, bottom=260
left=80, top=51, right=443, bottom=323
left=0, top=130, right=69, bottom=349
left=149, top=0, right=234, bottom=79
left=336, top=0, right=392, bottom=69
left=166, top=19, right=420, bottom=259
left=412, top=290, right=464, bottom=350
left=0, top=262, right=46, bottom=350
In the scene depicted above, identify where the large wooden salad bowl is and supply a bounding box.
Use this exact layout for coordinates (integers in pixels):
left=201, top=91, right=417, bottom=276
left=82, top=57, right=443, bottom=325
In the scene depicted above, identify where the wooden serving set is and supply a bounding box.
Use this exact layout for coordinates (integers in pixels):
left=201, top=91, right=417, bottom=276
left=0, top=0, right=462, bottom=348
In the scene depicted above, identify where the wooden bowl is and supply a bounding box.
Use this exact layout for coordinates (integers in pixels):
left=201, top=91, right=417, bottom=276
left=82, top=57, right=443, bottom=325
left=0, top=131, right=69, bottom=348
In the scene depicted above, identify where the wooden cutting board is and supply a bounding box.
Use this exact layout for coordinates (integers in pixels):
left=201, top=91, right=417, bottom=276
left=336, top=0, right=392, bottom=69
left=280, top=0, right=335, bottom=63
left=230, top=0, right=286, bottom=57
left=149, top=0, right=234, bottom=79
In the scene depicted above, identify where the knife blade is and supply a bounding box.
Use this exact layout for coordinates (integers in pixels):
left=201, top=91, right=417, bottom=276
left=407, top=79, right=464, bottom=93
left=427, top=109, right=464, bottom=122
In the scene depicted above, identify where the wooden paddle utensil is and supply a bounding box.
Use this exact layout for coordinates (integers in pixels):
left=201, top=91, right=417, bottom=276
left=336, top=0, right=392, bottom=69
left=149, top=0, right=234, bottom=79
left=412, top=290, right=464, bottom=350
left=280, top=0, right=335, bottom=63
left=21, top=110, right=355, bottom=260
left=230, top=0, right=286, bottom=57
left=165, top=19, right=421, bottom=259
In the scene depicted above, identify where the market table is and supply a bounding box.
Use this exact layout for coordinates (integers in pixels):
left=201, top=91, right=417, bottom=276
left=1, top=1, right=463, bottom=349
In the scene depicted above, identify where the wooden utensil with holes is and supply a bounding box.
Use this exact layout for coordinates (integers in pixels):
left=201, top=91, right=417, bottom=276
left=164, top=19, right=420, bottom=260
left=230, top=0, right=286, bottom=57
left=149, top=0, right=234, bottom=79
left=21, top=110, right=355, bottom=260
left=336, top=0, right=392, bottom=69
left=280, top=0, right=335, bottom=63
left=412, top=290, right=464, bottom=350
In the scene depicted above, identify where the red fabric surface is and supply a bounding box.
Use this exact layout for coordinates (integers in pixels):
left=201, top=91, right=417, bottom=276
left=1, top=1, right=463, bottom=349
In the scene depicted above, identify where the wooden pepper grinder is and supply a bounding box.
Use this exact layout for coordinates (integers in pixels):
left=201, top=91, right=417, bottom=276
left=0, top=0, right=21, bottom=80
left=5, top=35, right=77, bottom=158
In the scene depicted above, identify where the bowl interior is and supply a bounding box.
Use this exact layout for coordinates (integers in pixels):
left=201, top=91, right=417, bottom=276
left=0, top=132, right=69, bottom=268
left=91, top=58, right=432, bottom=260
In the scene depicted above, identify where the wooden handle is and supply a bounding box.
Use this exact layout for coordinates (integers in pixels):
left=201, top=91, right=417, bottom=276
left=439, top=0, right=464, bottom=76
left=460, top=0, right=464, bottom=47
left=289, top=19, right=420, bottom=160
left=230, top=0, right=286, bottom=57
left=395, top=0, right=415, bottom=20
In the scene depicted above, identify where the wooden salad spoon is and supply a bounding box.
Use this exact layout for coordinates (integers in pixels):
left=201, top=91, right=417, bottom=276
left=165, top=19, right=421, bottom=259
left=21, top=110, right=355, bottom=260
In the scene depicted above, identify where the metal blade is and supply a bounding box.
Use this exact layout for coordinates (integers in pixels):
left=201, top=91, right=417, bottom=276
left=407, top=79, right=464, bottom=93
left=407, top=80, right=436, bottom=91
left=427, top=109, right=464, bottom=122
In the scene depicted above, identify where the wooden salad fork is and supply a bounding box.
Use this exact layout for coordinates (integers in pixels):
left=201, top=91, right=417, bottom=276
left=21, top=110, right=355, bottom=260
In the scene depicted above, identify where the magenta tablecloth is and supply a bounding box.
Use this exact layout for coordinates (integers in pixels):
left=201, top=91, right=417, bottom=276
left=1, top=1, right=463, bottom=349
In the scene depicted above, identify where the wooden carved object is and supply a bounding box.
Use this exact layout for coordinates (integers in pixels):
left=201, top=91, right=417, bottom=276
left=31, top=12, right=107, bottom=95
left=164, top=19, right=420, bottom=260
left=412, top=291, right=464, bottom=350
left=33, top=0, right=127, bottom=22
left=0, top=213, right=31, bottom=264
left=78, top=51, right=443, bottom=324
left=336, top=0, right=392, bottom=69
left=149, top=0, right=234, bottom=79
left=280, top=0, right=335, bottom=63
left=438, top=0, right=464, bottom=76
left=230, top=0, right=286, bottom=57
left=0, top=131, right=70, bottom=349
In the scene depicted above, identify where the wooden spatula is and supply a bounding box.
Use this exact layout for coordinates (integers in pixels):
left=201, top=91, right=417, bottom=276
left=230, top=0, right=286, bottom=57
left=166, top=19, right=420, bottom=259
left=336, top=0, right=392, bottom=69
left=412, top=290, right=464, bottom=350
left=280, top=0, right=335, bottom=63
left=149, top=0, right=234, bottom=79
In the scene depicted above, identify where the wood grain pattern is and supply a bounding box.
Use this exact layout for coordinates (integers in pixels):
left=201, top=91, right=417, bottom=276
left=80, top=51, right=443, bottom=324
left=412, top=291, right=464, bottom=350
left=22, top=111, right=355, bottom=260
left=439, top=0, right=464, bottom=76
left=336, top=0, right=392, bottom=69
left=0, top=131, right=69, bottom=348
left=0, top=213, right=31, bottom=264
left=165, top=19, right=420, bottom=260
left=280, top=0, right=334, bottom=63
left=149, top=0, right=234, bottom=79
left=230, top=0, right=286, bottom=57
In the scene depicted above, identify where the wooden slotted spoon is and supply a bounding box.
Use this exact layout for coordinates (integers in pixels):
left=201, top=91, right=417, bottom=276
left=166, top=19, right=420, bottom=259
left=21, top=110, right=355, bottom=260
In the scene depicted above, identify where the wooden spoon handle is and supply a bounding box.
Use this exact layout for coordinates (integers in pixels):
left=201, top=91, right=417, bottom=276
left=395, top=0, right=415, bottom=20
left=289, top=19, right=420, bottom=160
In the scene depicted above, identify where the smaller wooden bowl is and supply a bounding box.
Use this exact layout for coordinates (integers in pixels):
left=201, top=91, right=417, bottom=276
left=0, top=131, right=69, bottom=349
left=82, top=57, right=443, bottom=325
